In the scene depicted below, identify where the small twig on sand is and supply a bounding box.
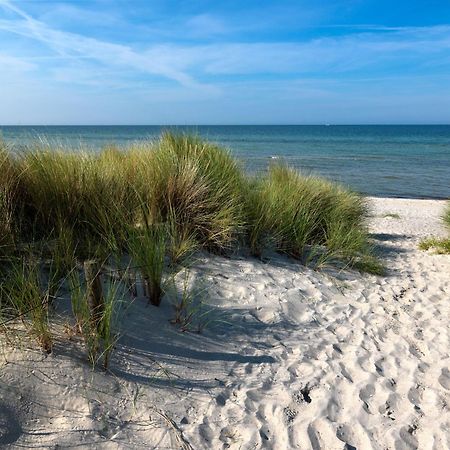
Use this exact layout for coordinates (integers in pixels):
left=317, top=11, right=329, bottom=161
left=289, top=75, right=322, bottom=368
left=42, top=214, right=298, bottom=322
left=151, top=407, right=194, bottom=450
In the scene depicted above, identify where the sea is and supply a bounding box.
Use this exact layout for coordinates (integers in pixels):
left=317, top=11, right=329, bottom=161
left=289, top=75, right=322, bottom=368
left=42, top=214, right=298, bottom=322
left=0, top=125, right=449, bottom=199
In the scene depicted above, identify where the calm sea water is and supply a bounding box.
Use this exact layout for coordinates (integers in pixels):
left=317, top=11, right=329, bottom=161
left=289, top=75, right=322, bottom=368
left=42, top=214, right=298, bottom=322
left=1, top=125, right=449, bottom=199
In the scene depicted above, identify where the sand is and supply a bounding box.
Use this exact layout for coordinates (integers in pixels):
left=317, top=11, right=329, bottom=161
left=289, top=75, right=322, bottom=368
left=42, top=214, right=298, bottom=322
left=0, top=197, right=449, bottom=449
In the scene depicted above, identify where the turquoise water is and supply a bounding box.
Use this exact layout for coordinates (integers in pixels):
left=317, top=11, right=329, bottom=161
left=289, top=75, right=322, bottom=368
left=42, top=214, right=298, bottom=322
left=1, top=125, right=449, bottom=199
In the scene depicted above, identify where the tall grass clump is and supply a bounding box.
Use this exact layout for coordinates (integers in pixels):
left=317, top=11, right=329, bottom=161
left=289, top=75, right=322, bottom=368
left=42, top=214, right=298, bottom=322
left=13, top=137, right=379, bottom=272
left=165, top=206, right=198, bottom=266
left=132, top=133, right=246, bottom=253
left=0, top=133, right=383, bottom=368
left=0, top=256, right=53, bottom=353
left=68, top=266, right=123, bottom=369
left=127, top=222, right=166, bottom=306
left=419, top=201, right=450, bottom=254
left=444, top=201, right=450, bottom=230
left=97, top=277, right=124, bottom=369
left=0, top=143, right=19, bottom=257
left=245, top=164, right=381, bottom=272
left=10, top=134, right=378, bottom=272
left=17, top=146, right=139, bottom=259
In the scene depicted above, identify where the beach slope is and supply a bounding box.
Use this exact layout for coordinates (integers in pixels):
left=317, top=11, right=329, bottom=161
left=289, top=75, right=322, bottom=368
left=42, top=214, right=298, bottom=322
left=0, top=197, right=449, bottom=449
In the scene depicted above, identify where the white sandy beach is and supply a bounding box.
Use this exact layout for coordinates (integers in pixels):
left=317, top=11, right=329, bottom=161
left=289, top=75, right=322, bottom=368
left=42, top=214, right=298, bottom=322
left=0, top=197, right=449, bottom=449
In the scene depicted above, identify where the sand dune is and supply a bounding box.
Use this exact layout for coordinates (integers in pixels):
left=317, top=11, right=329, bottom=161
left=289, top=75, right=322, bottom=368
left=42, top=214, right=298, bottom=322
left=1, top=197, right=449, bottom=449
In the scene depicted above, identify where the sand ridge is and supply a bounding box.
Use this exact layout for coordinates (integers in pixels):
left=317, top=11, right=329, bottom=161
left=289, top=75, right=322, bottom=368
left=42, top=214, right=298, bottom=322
left=0, top=197, right=449, bottom=449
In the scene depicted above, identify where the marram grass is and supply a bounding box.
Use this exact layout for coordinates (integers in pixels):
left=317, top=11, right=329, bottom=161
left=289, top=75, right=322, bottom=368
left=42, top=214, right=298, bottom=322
left=444, top=201, right=450, bottom=230
left=130, top=132, right=246, bottom=252
left=0, top=255, right=53, bottom=353
left=245, top=164, right=381, bottom=273
left=0, top=132, right=383, bottom=365
left=17, top=146, right=139, bottom=257
left=418, top=202, right=450, bottom=255
left=419, top=237, right=450, bottom=254
left=0, top=143, right=20, bottom=257
left=1, top=132, right=379, bottom=271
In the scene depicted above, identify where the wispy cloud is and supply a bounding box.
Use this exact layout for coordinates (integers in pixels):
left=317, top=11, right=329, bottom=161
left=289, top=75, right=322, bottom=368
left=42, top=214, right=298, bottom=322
left=2, top=0, right=449, bottom=87
left=0, top=0, right=207, bottom=89
left=0, top=0, right=450, bottom=124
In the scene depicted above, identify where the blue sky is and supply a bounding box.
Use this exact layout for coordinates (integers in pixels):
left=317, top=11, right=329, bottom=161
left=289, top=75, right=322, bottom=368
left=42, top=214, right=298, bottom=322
left=1, top=0, right=450, bottom=124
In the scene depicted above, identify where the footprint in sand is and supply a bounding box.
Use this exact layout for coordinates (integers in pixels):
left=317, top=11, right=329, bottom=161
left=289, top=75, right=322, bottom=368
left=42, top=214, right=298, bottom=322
left=413, top=328, right=424, bottom=340
left=215, top=393, right=228, bottom=407
left=407, top=384, right=424, bottom=408
left=359, top=383, right=376, bottom=412
left=398, top=422, right=419, bottom=449
left=380, top=392, right=402, bottom=421
left=417, top=361, right=430, bottom=374
left=339, top=363, right=354, bottom=383
left=198, top=419, right=215, bottom=444
left=327, top=399, right=341, bottom=422
left=336, top=422, right=373, bottom=450
left=307, top=419, right=340, bottom=450
left=438, top=367, right=450, bottom=390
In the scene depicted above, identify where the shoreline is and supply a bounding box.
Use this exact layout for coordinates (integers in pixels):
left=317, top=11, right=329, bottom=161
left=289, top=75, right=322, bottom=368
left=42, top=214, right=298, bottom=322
left=366, top=194, right=449, bottom=201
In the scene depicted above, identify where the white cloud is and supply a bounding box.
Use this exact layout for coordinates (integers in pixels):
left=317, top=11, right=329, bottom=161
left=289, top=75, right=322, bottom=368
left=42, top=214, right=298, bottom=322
left=1, top=0, right=450, bottom=124
left=1, top=0, right=450, bottom=90
left=0, top=0, right=206, bottom=88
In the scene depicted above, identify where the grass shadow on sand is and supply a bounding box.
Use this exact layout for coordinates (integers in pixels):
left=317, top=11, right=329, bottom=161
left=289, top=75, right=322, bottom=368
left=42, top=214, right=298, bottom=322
left=0, top=401, right=23, bottom=446
left=111, top=304, right=279, bottom=391
left=107, top=255, right=336, bottom=391
left=369, top=233, right=410, bottom=262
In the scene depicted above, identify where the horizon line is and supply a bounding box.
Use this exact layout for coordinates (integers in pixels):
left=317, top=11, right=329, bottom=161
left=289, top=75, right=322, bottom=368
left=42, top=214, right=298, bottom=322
left=1, top=123, right=450, bottom=127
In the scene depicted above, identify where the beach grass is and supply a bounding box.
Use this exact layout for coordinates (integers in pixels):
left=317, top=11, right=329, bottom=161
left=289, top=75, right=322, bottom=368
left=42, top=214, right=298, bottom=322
left=419, top=237, right=450, bottom=254
left=0, top=143, right=19, bottom=257
left=418, top=201, right=450, bottom=254
left=0, top=132, right=381, bottom=363
left=169, top=269, right=214, bottom=333
left=5, top=133, right=376, bottom=269
left=0, top=255, right=53, bottom=353
left=444, top=201, right=450, bottom=230
left=127, top=222, right=166, bottom=306
left=245, top=164, right=380, bottom=271
left=17, top=146, right=138, bottom=258
left=136, top=132, right=246, bottom=252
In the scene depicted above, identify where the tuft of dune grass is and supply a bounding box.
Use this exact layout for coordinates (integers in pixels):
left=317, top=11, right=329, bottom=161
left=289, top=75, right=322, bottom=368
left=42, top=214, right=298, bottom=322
left=418, top=201, right=450, bottom=255
left=444, top=201, right=450, bottom=230
left=137, top=132, right=246, bottom=252
left=0, top=133, right=384, bottom=366
left=245, top=164, right=381, bottom=273
left=17, top=145, right=140, bottom=259
left=419, top=237, right=450, bottom=254
left=0, top=255, right=53, bottom=353
left=2, top=133, right=379, bottom=273
left=0, top=143, right=19, bottom=257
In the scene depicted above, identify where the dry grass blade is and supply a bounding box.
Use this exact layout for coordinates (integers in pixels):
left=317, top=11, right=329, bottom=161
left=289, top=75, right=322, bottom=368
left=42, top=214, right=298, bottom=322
left=150, top=408, right=195, bottom=450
